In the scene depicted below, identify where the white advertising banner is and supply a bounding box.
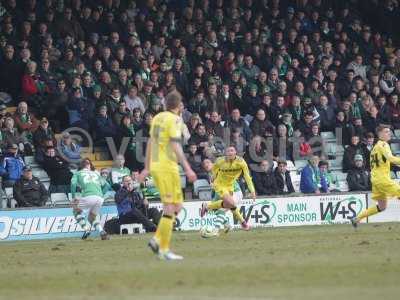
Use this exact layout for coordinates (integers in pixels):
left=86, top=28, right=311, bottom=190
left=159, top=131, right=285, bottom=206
left=154, top=193, right=368, bottom=231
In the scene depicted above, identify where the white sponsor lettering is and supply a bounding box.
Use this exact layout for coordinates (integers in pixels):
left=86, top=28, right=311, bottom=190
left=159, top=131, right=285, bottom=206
left=0, top=216, right=12, bottom=239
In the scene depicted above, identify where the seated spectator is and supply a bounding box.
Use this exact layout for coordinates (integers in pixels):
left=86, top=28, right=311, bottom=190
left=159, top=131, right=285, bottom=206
left=13, top=101, right=39, bottom=145
left=124, top=85, right=145, bottom=113
left=347, top=154, right=371, bottom=191
left=95, top=105, right=118, bottom=143
left=13, top=166, right=48, bottom=207
left=100, top=168, right=115, bottom=199
left=300, top=155, right=322, bottom=194
left=35, top=138, right=55, bottom=166
left=250, top=108, right=275, bottom=137
left=274, top=160, right=295, bottom=194
left=21, top=61, right=48, bottom=111
left=205, top=111, right=224, bottom=139
left=115, top=175, right=161, bottom=232
left=298, top=134, right=312, bottom=158
left=224, top=109, right=252, bottom=143
left=253, top=160, right=279, bottom=196
left=318, top=160, right=331, bottom=193
left=42, top=146, right=73, bottom=194
left=187, top=143, right=203, bottom=176
left=188, top=123, right=209, bottom=155
left=110, top=154, right=131, bottom=188
left=33, top=117, right=56, bottom=148
left=0, top=144, right=25, bottom=187
left=59, top=132, right=81, bottom=166
left=67, top=87, right=95, bottom=131
left=343, top=135, right=368, bottom=172
left=112, top=100, right=131, bottom=127
left=2, top=117, right=31, bottom=155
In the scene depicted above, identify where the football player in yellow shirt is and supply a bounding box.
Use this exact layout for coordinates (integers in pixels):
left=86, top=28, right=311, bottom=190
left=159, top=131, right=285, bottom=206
left=200, top=145, right=256, bottom=230
left=139, top=92, right=197, bottom=260
left=351, top=125, right=400, bottom=228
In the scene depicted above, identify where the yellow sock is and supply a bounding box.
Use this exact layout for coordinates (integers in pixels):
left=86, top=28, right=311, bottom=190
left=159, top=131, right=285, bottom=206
left=154, top=226, right=161, bottom=242
left=356, top=205, right=379, bottom=222
left=208, top=200, right=223, bottom=210
left=231, top=207, right=245, bottom=223
left=158, top=215, right=174, bottom=252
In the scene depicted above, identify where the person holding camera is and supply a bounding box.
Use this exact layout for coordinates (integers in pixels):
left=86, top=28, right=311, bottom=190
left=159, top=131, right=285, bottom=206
left=114, top=175, right=161, bottom=232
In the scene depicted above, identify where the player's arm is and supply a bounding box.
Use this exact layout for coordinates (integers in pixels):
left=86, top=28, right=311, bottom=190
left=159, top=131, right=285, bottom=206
left=169, top=117, right=196, bottom=182
left=240, top=160, right=256, bottom=199
left=70, top=173, right=78, bottom=202
left=383, top=144, right=400, bottom=165
left=211, top=159, right=221, bottom=180
left=170, top=140, right=197, bottom=182
left=139, top=137, right=152, bottom=182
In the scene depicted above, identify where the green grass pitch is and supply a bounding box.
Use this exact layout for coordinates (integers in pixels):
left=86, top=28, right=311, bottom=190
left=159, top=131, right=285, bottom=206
left=1, top=224, right=400, bottom=300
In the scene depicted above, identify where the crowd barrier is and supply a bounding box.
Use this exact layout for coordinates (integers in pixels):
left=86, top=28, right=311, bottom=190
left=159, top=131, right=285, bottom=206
left=1, top=192, right=399, bottom=241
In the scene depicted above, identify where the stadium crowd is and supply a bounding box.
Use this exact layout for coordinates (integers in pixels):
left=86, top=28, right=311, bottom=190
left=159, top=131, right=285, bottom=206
left=0, top=0, right=400, bottom=207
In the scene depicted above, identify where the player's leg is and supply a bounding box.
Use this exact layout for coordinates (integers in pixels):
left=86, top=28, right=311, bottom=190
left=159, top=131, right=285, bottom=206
left=87, top=196, right=109, bottom=240
left=351, top=183, right=389, bottom=228
left=201, top=189, right=231, bottom=216
left=149, top=171, right=183, bottom=260
left=72, top=198, right=90, bottom=239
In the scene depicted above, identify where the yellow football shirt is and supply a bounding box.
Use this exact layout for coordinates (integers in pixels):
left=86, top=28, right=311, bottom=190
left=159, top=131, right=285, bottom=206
left=212, top=156, right=255, bottom=193
left=149, top=111, right=182, bottom=173
left=370, top=140, right=400, bottom=183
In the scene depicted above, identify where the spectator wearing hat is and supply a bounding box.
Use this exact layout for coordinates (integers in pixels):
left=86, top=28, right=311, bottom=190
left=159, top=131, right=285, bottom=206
left=346, top=154, right=371, bottom=192
left=33, top=118, right=56, bottom=148
left=42, top=146, right=73, bottom=194
left=274, top=160, right=295, bottom=194
left=13, top=165, right=48, bottom=207
left=0, top=144, right=25, bottom=188
left=253, top=160, right=279, bottom=196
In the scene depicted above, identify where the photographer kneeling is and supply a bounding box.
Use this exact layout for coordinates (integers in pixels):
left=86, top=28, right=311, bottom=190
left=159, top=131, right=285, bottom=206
left=115, top=175, right=161, bottom=232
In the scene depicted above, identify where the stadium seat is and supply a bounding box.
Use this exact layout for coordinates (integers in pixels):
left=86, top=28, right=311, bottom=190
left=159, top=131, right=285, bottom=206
left=321, top=131, right=336, bottom=143
left=331, top=171, right=347, bottom=182
left=286, top=160, right=295, bottom=171
left=295, top=160, right=308, bottom=171
left=193, top=179, right=210, bottom=196
left=391, top=143, right=400, bottom=155
left=32, top=169, right=49, bottom=180
left=290, top=171, right=301, bottom=192
left=51, top=193, right=70, bottom=206
left=337, top=181, right=349, bottom=192
left=81, top=152, right=96, bottom=161
left=395, top=129, right=400, bottom=138
left=92, top=160, right=113, bottom=169
left=328, top=159, right=342, bottom=171
left=24, top=156, right=39, bottom=168
left=6, top=106, right=17, bottom=114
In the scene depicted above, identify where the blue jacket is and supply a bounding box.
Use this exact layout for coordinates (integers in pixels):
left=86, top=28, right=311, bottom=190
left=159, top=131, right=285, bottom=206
left=300, top=164, right=319, bottom=193
left=114, top=187, right=144, bottom=216
left=1, top=154, right=25, bottom=181
left=60, top=141, right=81, bottom=160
